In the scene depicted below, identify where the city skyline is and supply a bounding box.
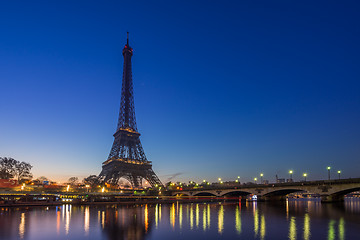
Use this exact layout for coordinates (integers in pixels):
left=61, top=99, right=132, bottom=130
left=1, top=1, right=360, bottom=184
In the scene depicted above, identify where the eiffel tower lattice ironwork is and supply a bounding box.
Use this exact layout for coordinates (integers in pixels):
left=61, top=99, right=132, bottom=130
left=99, top=33, right=163, bottom=188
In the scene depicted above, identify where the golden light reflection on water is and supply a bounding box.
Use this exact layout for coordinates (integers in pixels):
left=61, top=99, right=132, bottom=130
left=155, top=204, right=159, bottom=228
left=144, top=204, right=148, bottom=233
left=19, top=212, right=25, bottom=239
left=218, top=204, right=224, bottom=234
left=4, top=199, right=358, bottom=239
left=84, top=206, right=89, bottom=235
left=170, top=203, right=175, bottom=229
left=196, top=204, right=199, bottom=228
left=303, top=213, right=310, bottom=240
left=328, top=220, right=335, bottom=240
left=235, top=204, right=241, bottom=234
left=65, top=205, right=72, bottom=235
left=338, top=217, right=345, bottom=240
left=253, top=203, right=259, bottom=237
left=56, top=208, right=61, bottom=235
left=159, top=204, right=162, bottom=223
left=179, top=204, right=183, bottom=229
left=207, top=204, right=210, bottom=229
left=190, top=204, right=194, bottom=230
left=286, top=199, right=289, bottom=219
left=101, top=211, right=105, bottom=229
left=289, top=216, right=296, bottom=240
left=202, top=204, right=206, bottom=231
left=260, top=215, right=265, bottom=240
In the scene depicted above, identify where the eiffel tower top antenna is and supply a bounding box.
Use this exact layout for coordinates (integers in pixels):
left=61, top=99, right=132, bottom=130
left=127, top=32, right=129, bottom=45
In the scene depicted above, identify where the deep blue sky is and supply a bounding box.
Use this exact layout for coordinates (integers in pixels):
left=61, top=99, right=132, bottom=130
left=1, top=1, right=359, bottom=183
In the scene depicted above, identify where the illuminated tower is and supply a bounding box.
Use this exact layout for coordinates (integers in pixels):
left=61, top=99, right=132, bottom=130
left=99, top=33, right=163, bottom=188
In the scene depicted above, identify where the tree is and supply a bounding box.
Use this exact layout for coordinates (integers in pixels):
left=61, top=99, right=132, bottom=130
left=14, top=161, right=33, bottom=182
left=37, top=176, right=49, bottom=182
left=83, top=175, right=100, bottom=187
left=0, top=157, right=33, bottom=182
left=0, top=169, right=12, bottom=179
left=68, top=177, right=79, bottom=185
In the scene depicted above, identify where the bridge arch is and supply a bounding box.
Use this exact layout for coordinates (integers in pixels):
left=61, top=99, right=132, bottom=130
left=330, top=187, right=360, bottom=196
left=220, top=190, right=252, bottom=197
left=262, top=188, right=305, bottom=201
left=174, top=193, right=190, bottom=197
left=193, top=192, right=217, bottom=197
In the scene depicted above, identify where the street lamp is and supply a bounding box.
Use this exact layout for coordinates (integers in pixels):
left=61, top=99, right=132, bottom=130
left=254, top=178, right=257, bottom=184
left=218, top=178, right=222, bottom=183
left=327, top=166, right=331, bottom=180
left=260, top=173, right=264, bottom=184
left=303, top=173, right=307, bottom=182
left=289, top=170, right=293, bottom=182
left=338, top=170, right=341, bottom=180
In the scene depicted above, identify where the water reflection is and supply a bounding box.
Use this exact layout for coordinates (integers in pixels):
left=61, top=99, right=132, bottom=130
left=84, top=206, right=89, bottom=235
left=339, top=217, right=345, bottom=240
left=289, top=216, right=296, bottom=240
left=195, top=204, right=199, bottom=228
left=170, top=203, right=175, bottom=229
left=18, top=212, right=25, bottom=239
left=179, top=204, right=183, bottom=229
left=328, top=220, right=335, bottom=240
left=190, top=204, right=194, bottom=229
left=218, top=204, right=224, bottom=234
left=235, top=204, right=241, bottom=234
left=253, top=203, right=259, bottom=237
left=260, top=214, right=265, bottom=240
left=65, top=204, right=71, bottom=235
left=0, top=199, right=360, bottom=239
left=202, top=204, right=206, bottom=231
left=303, top=213, right=310, bottom=240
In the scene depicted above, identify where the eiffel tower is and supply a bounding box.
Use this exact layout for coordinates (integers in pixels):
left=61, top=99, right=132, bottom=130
left=99, top=33, right=163, bottom=188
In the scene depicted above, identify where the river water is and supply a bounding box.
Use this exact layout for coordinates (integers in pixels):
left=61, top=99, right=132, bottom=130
left=1, top=198, right=360, bottom=240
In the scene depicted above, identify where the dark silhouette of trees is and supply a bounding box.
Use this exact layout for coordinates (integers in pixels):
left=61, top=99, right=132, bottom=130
left=0, top=157, right=33, bottom=182
left=68, top=177, right=79, bottom=185
left=83, top=175, right=100, bottom=187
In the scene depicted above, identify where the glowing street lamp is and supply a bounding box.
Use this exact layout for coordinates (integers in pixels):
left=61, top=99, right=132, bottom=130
left=289, top=170, right=293, bottom=182
left=303, top=173, right=307, bottom=182
left=338, top=170, right=341, bottom=180
left=254, top=178, right=257, bottom=184
left=218, top=178, right=222, bottom=183
left=260, top=173, right=264, bottom=184
left=101, top=187, right=105, bottom=193
left=327, top=166, right=331, bottom=180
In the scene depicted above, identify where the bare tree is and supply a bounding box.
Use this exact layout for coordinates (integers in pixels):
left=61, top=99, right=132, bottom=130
left=68, top=177, right=79, bottom=186
left=0, top=157, right=33, bottom=182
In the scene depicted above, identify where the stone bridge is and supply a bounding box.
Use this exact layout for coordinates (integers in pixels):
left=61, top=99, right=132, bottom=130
left=170, top=178, right=360, bottom=202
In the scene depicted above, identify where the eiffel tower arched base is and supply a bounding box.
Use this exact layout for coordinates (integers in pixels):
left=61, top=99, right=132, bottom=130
left=99, top=160, right=162, bottom=188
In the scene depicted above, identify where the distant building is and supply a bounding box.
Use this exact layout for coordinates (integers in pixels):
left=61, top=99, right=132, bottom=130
left=277, top=178, right=285, bottom=183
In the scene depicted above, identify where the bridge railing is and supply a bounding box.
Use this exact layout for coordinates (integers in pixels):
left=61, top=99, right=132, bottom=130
left=172, top=178, right=360, bottom=192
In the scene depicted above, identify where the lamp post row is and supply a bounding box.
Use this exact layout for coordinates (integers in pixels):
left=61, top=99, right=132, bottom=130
left=219, top=167, right=342, bottom=184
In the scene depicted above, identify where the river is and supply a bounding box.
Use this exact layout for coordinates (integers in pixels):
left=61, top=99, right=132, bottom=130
left=0, top=198, right=359, bottom=239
